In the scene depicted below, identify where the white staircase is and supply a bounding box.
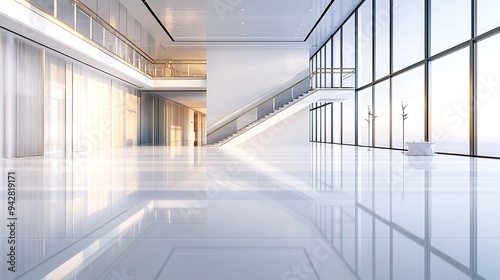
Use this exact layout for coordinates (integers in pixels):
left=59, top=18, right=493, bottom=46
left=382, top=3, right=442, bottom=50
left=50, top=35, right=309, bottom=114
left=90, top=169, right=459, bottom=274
left=212, top=89, right=315, bottom=146
left=208, top=88, right=354, bottom=147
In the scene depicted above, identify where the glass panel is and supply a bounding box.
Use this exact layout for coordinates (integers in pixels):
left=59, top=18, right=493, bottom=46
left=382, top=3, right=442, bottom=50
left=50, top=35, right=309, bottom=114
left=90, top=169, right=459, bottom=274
left=325, top=39, right=332, bottom=87
left=375, top=0, right=390, bottom=79
left=358, top=0, right=373, bottom=87
left=477, top=34, right=500, bottom=157
left=332, top=102, right=341, bottom=143
left=325, top=103, right=332, bottom=143
left=309, top=105, right=316, bottom=142
left=374, top=80, right=390, bottom=148
left=358, top=87, right=373, bottom=146
left=320, top=47, right=326, bottom=88
left=430, top=47, right=470, bottom=154
left=44, top=54, right=66, bottom=154
left=342, top=16, right=356, bottom=79
left=392, top=66, right=425, bottom=149
left=76, top=9, right=91, bottom=39
left=105, top=29, right=116, bottom=53
left=333, top=32, right=341, bottom=87
left=312, top=54, right=317, bottom=88
left=393, top=0, right=424, bottom=71
left=112, top=83, right=125, bottom=148
left=477, top=0, right=500, bottom=35
left=92, top=22, right=104, bottom=46
left=29, top=0, right=55, bottom=16
left=57, top=0, right=75, bottom=28
left=342, top=97, right=355, bottom=145
left=431, top=0, right=471, bottom=55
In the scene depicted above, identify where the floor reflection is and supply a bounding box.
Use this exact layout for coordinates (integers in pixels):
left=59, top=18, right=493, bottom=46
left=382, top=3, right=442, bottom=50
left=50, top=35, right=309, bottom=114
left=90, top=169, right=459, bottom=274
left=0, top=144, right=499, bottom=279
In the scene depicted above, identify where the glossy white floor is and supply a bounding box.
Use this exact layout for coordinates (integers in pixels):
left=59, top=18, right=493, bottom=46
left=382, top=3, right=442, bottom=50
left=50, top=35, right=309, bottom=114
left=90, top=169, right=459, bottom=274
left=1, top=144, right=500, bottom=280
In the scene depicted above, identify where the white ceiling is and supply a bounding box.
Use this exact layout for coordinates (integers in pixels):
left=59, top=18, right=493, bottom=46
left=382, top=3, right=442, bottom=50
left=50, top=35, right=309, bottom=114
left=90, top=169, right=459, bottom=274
left=145, top=0, right=331, bottom=42
left=117, top=0, right=361, bottom=111
left=119, top=0, right=361, bottom=60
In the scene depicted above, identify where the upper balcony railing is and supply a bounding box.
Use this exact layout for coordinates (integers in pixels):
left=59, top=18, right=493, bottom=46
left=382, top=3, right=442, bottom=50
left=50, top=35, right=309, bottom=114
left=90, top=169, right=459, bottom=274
left=310, top=67, right=355, bottom=89
left=19, top=0, right=206, bottom=78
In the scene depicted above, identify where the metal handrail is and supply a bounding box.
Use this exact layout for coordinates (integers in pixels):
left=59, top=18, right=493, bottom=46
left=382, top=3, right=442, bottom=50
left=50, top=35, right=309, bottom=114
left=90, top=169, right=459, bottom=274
left=310, top=67, right=356, bottom=80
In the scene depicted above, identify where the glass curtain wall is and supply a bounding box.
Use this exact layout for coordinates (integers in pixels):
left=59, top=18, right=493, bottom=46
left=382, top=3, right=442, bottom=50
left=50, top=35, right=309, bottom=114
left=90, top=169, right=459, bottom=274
left=0, top=28, right=206, bottom=158
left=309, top=0, right=500, bottom=158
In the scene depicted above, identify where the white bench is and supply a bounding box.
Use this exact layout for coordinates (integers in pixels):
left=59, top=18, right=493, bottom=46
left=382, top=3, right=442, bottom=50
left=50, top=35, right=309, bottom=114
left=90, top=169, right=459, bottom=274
left=405, top=141, right=436, bottom=156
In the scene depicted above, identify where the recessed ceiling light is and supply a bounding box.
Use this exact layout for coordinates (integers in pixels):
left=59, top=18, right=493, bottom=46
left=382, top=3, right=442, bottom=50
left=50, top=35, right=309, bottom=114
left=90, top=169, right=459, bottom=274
left=241, top=8, right=245, bottom=11
left=241, top=22, right=245, bottom=25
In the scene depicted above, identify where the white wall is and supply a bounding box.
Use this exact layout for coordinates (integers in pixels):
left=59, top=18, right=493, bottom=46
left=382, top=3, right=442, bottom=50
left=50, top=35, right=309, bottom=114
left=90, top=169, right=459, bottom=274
left=206, top=45, right=309, bottom=128
left=235, top=106, right=310, bottom=152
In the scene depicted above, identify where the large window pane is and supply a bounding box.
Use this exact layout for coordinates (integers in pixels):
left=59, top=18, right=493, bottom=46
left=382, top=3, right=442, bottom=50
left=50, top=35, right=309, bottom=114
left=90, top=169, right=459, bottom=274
left=477, top=0, right=500, bottom=35
left=393, top=0, right=424, bottom=71
left=477, top=34, right=500, bottom=156
left=325, top=39, right=332, bottom=87
left=374, top=80, right=390, bottom=148
left=358, top=87, right=373, bottom=146
left=375, top=0, right=390, bottom=79
left=332, top=102, right=341, bottom=143
left=358, top=0, right=373, bottom=87
left=333, top=32, right=341, bottom=87
left=430, top=47, right=470, bottom=154
left=325, top=103, right=332, bottom=143
left=431, top=0, right=471, bottom=55
left=343, top=16, right=356, bottom=88
left=392, top=66, right=425, bottom=149
left=312, top=54, right=317, bottom=88
left=320, top=47, right=326, bottom=88
left=342, top=98, right=356, bottom=145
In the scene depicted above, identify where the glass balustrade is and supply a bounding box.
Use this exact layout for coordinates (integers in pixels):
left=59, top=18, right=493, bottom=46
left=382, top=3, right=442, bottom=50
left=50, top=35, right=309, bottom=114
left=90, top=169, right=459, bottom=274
left=20, top=0, right=206, bottom=78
